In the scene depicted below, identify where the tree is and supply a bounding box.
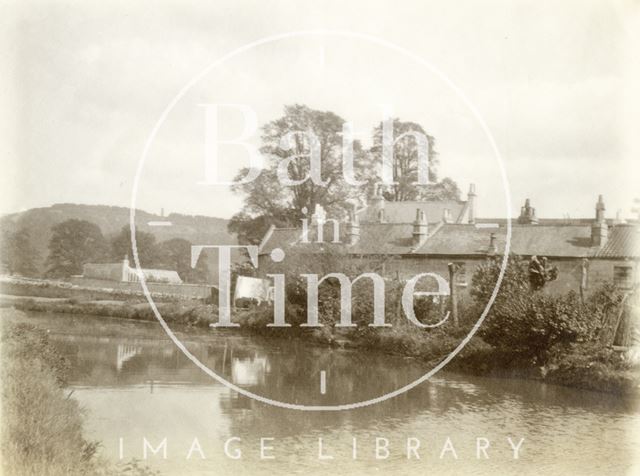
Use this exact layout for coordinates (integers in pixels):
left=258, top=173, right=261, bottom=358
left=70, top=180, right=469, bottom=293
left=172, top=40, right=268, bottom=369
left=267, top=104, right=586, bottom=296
left=0, top=228, right=39, bottom=277
left=156, top=238, right=209, bottom=283
left=45, top=220, right=109, bottom=277
left=369, top=118, right=460, bottom=201
left=229, top=104, right=371, bottom=244
left=110, top=226, right=160, bottom=268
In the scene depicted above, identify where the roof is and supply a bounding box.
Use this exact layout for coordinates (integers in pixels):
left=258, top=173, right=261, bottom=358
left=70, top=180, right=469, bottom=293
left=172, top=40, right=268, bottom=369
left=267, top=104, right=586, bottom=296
left=417, top=224, right=597, bottom=257
left=595, top=225, right=640, bottom=258
left=357, top=199, right=468, bottom=224
left=259, top=222, right=640, bottom=259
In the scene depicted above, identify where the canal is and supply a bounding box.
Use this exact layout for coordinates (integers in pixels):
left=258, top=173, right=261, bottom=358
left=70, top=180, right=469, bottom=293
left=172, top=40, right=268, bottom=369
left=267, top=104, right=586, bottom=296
left=7, top=310, right=640, bottom=475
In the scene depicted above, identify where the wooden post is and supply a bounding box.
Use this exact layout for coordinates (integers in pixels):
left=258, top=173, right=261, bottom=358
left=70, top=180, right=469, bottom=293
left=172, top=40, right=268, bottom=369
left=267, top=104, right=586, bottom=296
left=395, top=271, right=402, bottom=321
left=580, top=258, right=589, bottom=304
left=448, top=262, right=459, bottom=327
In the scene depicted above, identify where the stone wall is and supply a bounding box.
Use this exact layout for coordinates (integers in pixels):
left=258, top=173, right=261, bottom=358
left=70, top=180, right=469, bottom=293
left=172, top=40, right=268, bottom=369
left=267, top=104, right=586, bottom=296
left=69, top=276, right=215, bottom=299
left=257, top=254, right=638, bottom=299
left=83, top=263, right=124, bottom=281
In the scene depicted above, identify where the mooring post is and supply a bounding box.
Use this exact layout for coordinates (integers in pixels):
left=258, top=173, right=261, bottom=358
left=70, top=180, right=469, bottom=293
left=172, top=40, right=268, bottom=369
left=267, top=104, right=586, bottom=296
left=448, top=262, right=459, bottom=327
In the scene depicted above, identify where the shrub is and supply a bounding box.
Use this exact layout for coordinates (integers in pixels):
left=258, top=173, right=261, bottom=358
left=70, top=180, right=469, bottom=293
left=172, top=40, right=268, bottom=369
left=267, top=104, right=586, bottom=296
left=471, top=255, right=596, bottom=365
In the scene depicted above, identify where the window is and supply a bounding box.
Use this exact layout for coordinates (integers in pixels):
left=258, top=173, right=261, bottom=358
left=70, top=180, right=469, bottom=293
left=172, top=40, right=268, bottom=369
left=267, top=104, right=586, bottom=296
left=613, top=266, right=633, bottom=289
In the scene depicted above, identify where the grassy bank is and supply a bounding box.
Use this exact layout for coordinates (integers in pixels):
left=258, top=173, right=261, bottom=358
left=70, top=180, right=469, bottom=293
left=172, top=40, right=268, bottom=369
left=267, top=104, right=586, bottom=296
left=0, top=312, right=159, bottom=476
left=1, top=295, right=217, bottom=329
left=0, top=277, right=202, bottom=303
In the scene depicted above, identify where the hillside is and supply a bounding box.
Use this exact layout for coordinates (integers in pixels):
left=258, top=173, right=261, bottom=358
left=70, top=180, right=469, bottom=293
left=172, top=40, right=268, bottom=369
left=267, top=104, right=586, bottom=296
left=0, top=203, right=237, bottom=276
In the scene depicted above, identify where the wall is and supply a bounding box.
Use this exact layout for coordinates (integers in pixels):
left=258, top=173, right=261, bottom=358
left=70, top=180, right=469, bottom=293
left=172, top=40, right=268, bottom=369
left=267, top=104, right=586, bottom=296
left=83, top=263, right=123, bottom=281
left=257, top=254, right=638, bottom=299
left=69, top=276, right=215, bottom=299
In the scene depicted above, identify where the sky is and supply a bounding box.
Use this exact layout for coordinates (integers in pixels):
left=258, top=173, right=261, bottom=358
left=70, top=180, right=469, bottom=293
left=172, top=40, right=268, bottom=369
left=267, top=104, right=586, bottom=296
left=1, top=0, right=639, bottom=222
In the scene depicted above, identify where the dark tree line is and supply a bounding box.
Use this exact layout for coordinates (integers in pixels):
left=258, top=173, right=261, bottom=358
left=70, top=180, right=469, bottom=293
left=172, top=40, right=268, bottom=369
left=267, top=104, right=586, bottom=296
left=0, top=219, right=208, bottom=283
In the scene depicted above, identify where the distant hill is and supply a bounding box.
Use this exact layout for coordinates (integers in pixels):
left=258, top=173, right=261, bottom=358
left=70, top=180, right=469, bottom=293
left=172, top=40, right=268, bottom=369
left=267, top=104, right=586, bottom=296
left=0, top=203, right=237, bottom=277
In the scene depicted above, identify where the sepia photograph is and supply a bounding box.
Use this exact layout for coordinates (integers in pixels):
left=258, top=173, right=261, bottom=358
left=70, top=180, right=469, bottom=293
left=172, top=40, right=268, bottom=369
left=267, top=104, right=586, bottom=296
left=0, top=1, right=639, bottom=475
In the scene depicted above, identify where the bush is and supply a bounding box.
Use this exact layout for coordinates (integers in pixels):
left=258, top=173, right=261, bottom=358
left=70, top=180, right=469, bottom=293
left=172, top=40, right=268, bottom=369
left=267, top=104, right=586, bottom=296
left=471, top=256, right=601, bottom=365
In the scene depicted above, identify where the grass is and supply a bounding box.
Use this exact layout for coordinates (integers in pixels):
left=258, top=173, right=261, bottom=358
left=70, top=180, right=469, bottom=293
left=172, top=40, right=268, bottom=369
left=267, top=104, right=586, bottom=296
left=0, top=315, right=160, bottom=476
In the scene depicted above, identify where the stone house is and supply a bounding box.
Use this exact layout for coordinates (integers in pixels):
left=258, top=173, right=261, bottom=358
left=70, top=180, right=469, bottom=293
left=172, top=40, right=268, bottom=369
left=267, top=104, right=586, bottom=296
left=257, top=185, right=639, bottom=297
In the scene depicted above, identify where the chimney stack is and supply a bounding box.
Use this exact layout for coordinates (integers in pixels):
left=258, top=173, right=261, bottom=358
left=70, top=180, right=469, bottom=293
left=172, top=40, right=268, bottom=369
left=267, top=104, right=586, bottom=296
left=591, top=195, right=608, bottom=247
left=467, top=183, right=476, bottom=224
left=487, top=233, right=498, bottom=255
left=442, top=208, right=453, bottom=224
left=518, top=198, right=538, bottom=224
left=412, top=208, right=428, bottom=248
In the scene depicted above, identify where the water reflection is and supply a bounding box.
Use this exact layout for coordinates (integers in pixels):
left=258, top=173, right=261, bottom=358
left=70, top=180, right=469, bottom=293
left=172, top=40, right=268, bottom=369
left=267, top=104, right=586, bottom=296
left=5, top=310, right=640, bottom=476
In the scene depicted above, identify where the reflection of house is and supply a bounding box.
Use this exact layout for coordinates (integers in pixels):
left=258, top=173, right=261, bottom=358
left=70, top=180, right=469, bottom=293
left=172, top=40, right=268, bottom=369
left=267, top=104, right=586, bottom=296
left=82, top=256, right=182, bottom=284
left=116, top=343, right=143, bottom=371
left=231, top=356, right=269, bottom=386
left=257, top=186, right=639, bottom=296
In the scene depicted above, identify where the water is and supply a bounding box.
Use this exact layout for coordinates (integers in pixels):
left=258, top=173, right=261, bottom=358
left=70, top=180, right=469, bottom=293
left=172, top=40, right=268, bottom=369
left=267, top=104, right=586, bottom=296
left=6, top=310, right=640, bottom=475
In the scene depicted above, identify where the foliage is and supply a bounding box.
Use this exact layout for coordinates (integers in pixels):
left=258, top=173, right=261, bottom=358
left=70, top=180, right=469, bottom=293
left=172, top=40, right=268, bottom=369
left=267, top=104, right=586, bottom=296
left=470, top=255, right=629, bottom=366
left=156, top=238, right=209, bottom=283
left=1, top=322, right=98, bottom=475
left=229, top=104, right=371, bottom=243
left=1, top=319, right=163, bottom=475
left=2, top=323, right=71, bottom=385
left=0, top=227, right=39, bottom=277
left=110, top=225, right=161, bottom=268
left=370, top=118, right=460, bottom=201
left=45, top=219, right=109, bottom=277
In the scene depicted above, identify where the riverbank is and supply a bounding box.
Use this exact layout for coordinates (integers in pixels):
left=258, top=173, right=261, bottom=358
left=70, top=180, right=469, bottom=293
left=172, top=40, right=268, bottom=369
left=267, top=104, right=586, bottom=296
left=0, top=310, right=160, bottom=476
left=2, top=294, right=638, bottom=398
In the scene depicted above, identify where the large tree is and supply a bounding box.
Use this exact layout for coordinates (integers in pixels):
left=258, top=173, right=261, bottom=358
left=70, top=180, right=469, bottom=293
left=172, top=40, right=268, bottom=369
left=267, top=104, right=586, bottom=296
left=0, top=228, right=39, bottom=277
left=156, top=238, right=209, bottom=283
left=370, top=118, right=460, bottom=201
left=45, top=219, right=109, bottom=277
left=229, top=104, right=371, bottom=244
left=110, top=226, right=161, bottom=268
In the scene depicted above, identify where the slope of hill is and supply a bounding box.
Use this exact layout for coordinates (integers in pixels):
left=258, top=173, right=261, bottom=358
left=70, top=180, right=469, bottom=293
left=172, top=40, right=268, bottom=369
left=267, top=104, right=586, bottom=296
left=0, top=203, right=237, bottom=275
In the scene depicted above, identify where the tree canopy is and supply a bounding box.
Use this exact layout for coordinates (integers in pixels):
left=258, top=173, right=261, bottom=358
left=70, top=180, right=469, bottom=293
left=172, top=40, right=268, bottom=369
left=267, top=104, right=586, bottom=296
left=1, top=228, right=39, bottom=277
left=45, top=219, right=109, bottom=277
left=110, top=226, right=160, bottom=268
left=229, top=106, right=461, bottom=244
left=229, top=104, right=371, bottom=244
left=370, top=118, right=460, bottom=202
left=156, top=238, right=209, bottom=284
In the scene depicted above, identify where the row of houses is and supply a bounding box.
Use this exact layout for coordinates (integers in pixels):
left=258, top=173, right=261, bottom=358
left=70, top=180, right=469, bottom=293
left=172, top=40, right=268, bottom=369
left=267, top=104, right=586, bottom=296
left=256, top=185, right=639, bottom=297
